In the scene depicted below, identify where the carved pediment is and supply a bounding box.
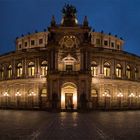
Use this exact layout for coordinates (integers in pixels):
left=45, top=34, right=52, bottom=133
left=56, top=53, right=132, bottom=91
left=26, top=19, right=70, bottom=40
left=59, top=35, right=80, bottom=49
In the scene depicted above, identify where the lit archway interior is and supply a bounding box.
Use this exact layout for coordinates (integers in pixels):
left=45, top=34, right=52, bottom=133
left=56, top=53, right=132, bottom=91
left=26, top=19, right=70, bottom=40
left=61, top=82, right=77, bottom=109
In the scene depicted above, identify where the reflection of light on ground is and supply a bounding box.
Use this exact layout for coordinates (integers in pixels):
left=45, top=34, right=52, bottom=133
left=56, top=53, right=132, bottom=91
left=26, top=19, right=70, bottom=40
left=60, top=112, right=78, bottom=127
left=0, top=110, right=140, bottom=139
left=72, top=112, right=78, bottom=120
left=72, top=112, right=78, bottom=127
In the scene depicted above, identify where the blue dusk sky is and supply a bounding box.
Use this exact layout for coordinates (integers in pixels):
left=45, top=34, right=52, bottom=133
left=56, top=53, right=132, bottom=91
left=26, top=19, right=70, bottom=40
left=0, top=0, right=140, bottom=56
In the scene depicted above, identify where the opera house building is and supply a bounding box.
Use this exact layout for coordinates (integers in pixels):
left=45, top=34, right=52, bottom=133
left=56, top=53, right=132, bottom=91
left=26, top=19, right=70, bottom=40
left=0, top=5, right=140, bottom=110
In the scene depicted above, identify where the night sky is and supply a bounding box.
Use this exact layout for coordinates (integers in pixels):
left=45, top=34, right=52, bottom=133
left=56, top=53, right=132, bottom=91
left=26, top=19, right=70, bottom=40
left=0, top=0, right=140, bottom=56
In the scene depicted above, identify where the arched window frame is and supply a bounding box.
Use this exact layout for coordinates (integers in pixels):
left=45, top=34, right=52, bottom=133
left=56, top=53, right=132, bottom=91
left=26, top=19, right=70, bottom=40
left=103, top=89, right=111, bottom=97
left=17, top=63, right=23, bottom=77
left=28, top=62, right=35, bottom=76
left=134, top=67, right=138, bottom=79
left=62, top=54, right=76, bottom=71
left=41, top=88, right=47, bottom=97
left=116, top=64, right=122, bottom=78
left=104, top=62, right=111, bottom=77
left=41, top=61, right=48, bottom=76
left=0, top=66, right=4, bottom=80
left=117, top=89, right=123, bottom=97
left=126, top=65, right=131, bottom=79
left=15, top=89, right=21, bottom=96
left=91, top=61, right=98, bottom=76
left=8, top=65, right=12, bottom=78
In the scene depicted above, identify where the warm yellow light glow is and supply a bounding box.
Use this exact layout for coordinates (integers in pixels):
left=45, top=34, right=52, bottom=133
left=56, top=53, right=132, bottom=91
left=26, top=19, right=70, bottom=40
left=32, top=92, right=36, bottom=96
left=61, top=83, right=77, bottom=109
left=117, top=92, right=123, bottom=97
left=129, top=93, right=135, bottom=97
left=73, top=94, right=77, bottom=102
left=61, top=94, right=65, bottom=102
left=75, top=19, right=78, bottom=24
left=102, top=91, right=111, bottom=97
left=28, top=92, right=36, bottom=96
left=15, top=92, right=21, bottom=96
left=106, top=94, right=110, bottom=97
left=61, top=92, right=65, bottom=109
left=3, top=92, right=9, bottom=96
left=41, top=94, right=47, bottom=97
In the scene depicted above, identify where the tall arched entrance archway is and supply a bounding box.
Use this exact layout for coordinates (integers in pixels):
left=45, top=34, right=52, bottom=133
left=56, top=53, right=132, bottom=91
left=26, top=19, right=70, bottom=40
left=61, top=82, right=77, bottom=109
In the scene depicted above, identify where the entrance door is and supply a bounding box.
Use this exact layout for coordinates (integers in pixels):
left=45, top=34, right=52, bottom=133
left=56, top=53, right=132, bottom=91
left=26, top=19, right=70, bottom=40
left=61, top=82, right=77, bottom=109
left=65, top=93, right=73, bottom=109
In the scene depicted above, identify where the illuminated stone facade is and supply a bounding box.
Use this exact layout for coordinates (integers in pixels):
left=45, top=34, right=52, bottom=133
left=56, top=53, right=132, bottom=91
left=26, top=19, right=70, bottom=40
left=0, top=5, right=140, bottom=110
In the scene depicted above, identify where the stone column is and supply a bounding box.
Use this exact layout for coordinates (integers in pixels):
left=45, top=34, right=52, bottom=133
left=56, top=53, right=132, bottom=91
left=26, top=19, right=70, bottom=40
left=80, top=50, right=84, bottom=71
left=23, top=58, right=27, bottom=78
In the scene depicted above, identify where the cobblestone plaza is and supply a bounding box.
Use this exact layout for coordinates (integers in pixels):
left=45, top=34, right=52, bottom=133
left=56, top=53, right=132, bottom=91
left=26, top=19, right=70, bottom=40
left=0, top=110, right=140, bottom=140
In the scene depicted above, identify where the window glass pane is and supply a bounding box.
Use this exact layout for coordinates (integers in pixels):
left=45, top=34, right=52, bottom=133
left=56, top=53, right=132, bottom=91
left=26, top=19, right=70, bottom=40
left=126, top=66, right=131, bottom=79
left=32, top=67, right=35, bottom=76
left=104, top=40, right=108, bottom=46
left=31, top=40, right=35, bottom=46
left=66, top=65, right=73, bottom=71
left=24, top=42, right=27, bottom=47
left=91, top=66, right=97, bottom=76
left=111, top=42, right=114, bottom=47
left=104, top=67, right=110, bottom=77
left=117, top=45, right=120, bottom=50
left=116, top=64, right=122, bottom=78
left=28, top=62, right=35, bottom=76
left=39, top=39, right=43, bottom=44
left=96, top=39, right=100, bottom=45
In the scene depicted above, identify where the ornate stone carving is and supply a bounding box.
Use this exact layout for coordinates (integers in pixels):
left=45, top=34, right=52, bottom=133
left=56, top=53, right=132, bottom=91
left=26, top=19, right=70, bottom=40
left=59, top=35, right=80, bottom=49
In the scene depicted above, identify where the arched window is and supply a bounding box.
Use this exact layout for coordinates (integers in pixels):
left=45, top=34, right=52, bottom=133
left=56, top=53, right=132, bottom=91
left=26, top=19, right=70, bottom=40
left=0, top=66, right=4, bottom=80
left=28, top=89, right=36, bottom=96
left=126, top=65, right=131, bottom=79
left=117, top=89, right=123, bottom=97
left=134, top=67, right=138, bottom=79
left=8, top=65, right=12, bottom=78
left=91, top=61, right=98, bottom=76
left=28, top=62, right=35, bottom=76
left=41, top=61, right=48, bottom=76
left=91, top=89, right=97, bottom=97
left=3, top=89, right=11, bottom=105
left=41, top=88, right=47, bottom=97
left=15, top=89, right=21, bottom=96
left=17, top=63, right=22, bottom=77
left=27, top=89, right=36, bottom=107
left=104, top=62, right=110, bottom=77
left=116, top=64, right=122, bottom=78
left=103, top=89, right=111, bottom=97
left=62, top=54, right=76, bottom=71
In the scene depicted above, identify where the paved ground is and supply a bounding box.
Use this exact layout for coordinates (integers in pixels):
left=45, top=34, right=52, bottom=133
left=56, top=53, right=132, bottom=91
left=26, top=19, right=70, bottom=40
left=0, top=110, right=140, bottom=140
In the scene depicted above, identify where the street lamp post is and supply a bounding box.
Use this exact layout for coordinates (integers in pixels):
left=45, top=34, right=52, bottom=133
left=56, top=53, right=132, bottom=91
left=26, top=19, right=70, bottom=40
left=117, top=92, right=123, bottom=108
left=15, top=92, right=21, bottom=108
left=128, top=93, right=135, bottom=108
left=102, top=91, right=111, bottom=109
left=28, top=92, right=36, bottom=108
left=3, top=92, right=9, bottom=108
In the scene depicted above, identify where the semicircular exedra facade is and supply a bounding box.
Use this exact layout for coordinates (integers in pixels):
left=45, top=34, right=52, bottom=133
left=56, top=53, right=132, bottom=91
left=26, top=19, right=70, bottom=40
left=0, top=4, right=140, bottom=110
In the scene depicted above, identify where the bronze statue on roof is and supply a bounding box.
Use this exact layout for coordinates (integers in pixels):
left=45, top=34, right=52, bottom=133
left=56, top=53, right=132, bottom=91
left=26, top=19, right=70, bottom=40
left=62, top=4, right=77, bottom=18
left=61, top=4, right=78, bottom=26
